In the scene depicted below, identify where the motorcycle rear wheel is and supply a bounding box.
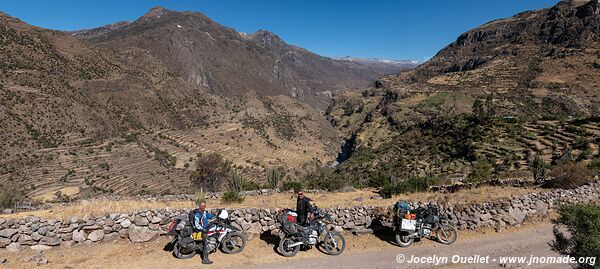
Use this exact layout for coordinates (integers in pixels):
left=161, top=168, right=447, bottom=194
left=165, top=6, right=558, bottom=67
left=172, top=241, right=196, bottom=259
left=278, top=237, right=300, bottom=257
left=395, top=231, right=414, bottom=248
left=436, top=224, right=458, bottom=245
left=323, top=232, right=346, bottom=255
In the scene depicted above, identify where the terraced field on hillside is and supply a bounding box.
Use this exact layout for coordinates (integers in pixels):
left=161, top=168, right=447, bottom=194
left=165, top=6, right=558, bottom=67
left=471, top=119, right=600, bottom=178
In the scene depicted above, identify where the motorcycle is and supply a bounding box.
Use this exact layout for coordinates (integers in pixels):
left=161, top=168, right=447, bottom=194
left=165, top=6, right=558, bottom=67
left=394, top=204, right=458, bottom=247
left=166, top=210, right=247, bottom=258
left=276, top=206, right=346, bottom=257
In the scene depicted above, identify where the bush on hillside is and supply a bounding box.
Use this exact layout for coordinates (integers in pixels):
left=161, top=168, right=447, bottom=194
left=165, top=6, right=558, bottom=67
left=553, top=204, right=600, bottom=268
left=281, top=181, right=304, bottom=192
left=306, top=167, right=346, bottom=191
left=0, top=184, right=25, bottom=209
left=191, top=153, right=232, bottom=192
left=221, top=189, right=244, bottom=204
left=379, top=176, right=441, bottom=199
left=532, top=154, right=549, bottom=183
left=466, top=158, right=493, bottom=183
left=267, top=167, right=284, bottom=189
left=242, top=180, right=261, bottom=191
left=546, top=162, right=593, bottom=189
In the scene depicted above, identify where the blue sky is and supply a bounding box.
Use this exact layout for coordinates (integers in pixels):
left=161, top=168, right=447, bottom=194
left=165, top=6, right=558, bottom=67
left=0, top=0, right=559, bottom=61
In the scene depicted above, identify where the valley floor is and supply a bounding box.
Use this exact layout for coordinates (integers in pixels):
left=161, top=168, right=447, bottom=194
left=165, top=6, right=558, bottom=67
left=0, top=221, right=567, bottom=269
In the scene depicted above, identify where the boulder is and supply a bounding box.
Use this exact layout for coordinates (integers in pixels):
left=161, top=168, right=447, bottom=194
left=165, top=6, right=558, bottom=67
left=0, top=237, right=11, bottom=248
left=60, top=240, right=75, bottom=248
left=72, top=230, right=87, bottom=243
left=7, top=242, right=23, bottom=252
left=150, top=216, right=161, bottom=224
left=39, top=236, right=61, bottom=246
left=88, top=230, right=104, bottom=242
left=37, top=226, right=48, bottom=236
left=535, top=201, right=549, bottom=216
left=128, top=227, right=158, bottom=243
left=18, top=234, right=35, bottom=245
left=134, top=215, right=149, bottom=226
left=508, top=208, right=526, bottom=224
left=120, top=219, right=132, bottom=228
left=30, top=245, right=52, bottom=251
left=0, top=229, right=18, bottom=238
left=30, top=232, right=43, bottom=241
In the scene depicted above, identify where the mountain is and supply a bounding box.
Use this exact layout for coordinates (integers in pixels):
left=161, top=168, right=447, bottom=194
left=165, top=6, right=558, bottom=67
left=0, top=7, right=417, bottom=199
left=327, top=0, right=600, bottom=185
left=334, top=56, right=420, bottom=74
left=72, top=7, right=408, bottom=110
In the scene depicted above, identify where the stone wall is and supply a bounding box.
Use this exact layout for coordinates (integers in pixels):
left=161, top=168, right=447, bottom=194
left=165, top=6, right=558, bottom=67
left=1, top=181, right=599, bottom=252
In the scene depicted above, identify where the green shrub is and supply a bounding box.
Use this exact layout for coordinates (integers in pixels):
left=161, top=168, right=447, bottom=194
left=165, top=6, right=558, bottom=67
left=194, top=191, right=206, bottom=205
left=0, top=185, right=25, bottom=209
left=191, top=153, right=232, bottom=192
left=282, top=181, right=304, bottom=192
left=242, top=180, right=261, bottom=191
left=532, top=154, right=549, bottom=183
left=466, top=158, right=493, bottom=183
left=553, top=204, right=600, bottom=268
left=589, top=158, right=600, bottom=172
left=546, top=162, right=593, bottom=189
left=221, top=189, right=244, bottom=204
left=380, top=177, right=432, bottom=199
left=228, top=169, right=243, bottom=192
left=306, top=167, right=346, bottom=191
left=267, top=167, right=284, bottom=189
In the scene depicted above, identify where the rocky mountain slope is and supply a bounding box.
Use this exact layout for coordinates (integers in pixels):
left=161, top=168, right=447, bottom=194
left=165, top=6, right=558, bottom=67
left=328, top=0, right=600, bottom=183
left=72, top=7, right=410, bottom=110
left=0, top=7, right=414, bottom=199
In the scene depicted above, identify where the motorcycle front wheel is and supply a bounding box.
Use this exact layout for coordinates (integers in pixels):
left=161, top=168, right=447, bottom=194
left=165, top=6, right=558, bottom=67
left=436, top=224, right=458, bottom=245
left=278, top=237, right=300, bottom=257
left=222, top=232, right=247, bottom=254
left=172, top=240, right=196, bottom=259
left=395, top=231, right=414, bottom=248
left=323, top=232, right=346, bottom=255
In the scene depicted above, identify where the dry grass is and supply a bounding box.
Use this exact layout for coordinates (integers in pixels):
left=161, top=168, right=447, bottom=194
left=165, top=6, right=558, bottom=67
left=1, top=186, right=542, bottom=220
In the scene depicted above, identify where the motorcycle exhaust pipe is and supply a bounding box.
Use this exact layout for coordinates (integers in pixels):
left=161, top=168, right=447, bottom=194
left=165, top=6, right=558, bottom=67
left=288, top=242, right=305, bottom=247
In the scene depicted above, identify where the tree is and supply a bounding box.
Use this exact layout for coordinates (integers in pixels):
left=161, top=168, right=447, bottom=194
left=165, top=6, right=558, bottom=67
left=190, top=153, right=231, bottom=192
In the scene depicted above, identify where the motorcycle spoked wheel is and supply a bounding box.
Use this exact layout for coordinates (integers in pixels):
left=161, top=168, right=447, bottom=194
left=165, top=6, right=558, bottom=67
left=394, top=231, right=414, bottom=248
left=323, top=232, right=346, bottom=255
left=221, top=232, right=247, bottom=254
left=436, top=224, right=458, bottom=245
left=172, top=240, right=197, bottom=259
left=278, top=237, right=301, bottom=257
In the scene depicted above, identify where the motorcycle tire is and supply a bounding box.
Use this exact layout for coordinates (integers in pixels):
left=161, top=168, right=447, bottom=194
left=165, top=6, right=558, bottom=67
left=323, top=232, right=346, bottom=255
left=395, top=231, right=414, bottom=248
left=436, top=224, right=458, bottom=245
left=172, top=240, right=196, bottom=259
left=278, top=237, right=300, bottom=257
left=221, top=231, right=247, bottom=254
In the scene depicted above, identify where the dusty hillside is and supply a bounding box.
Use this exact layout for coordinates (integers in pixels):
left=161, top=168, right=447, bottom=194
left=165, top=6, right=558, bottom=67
left=327, top=0, right=600, bottom=183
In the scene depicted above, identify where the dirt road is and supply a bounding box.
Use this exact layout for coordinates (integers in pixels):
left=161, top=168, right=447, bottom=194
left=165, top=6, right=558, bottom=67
left=0, top=222, right=572, bottom=269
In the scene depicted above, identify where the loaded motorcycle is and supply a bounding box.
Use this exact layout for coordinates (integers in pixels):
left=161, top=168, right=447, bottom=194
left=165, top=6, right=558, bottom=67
left=394, top=204, right=458, bottom=247
left=276, top=206, right=346, bottom=257
left=166, top=210, right=247, bottom=258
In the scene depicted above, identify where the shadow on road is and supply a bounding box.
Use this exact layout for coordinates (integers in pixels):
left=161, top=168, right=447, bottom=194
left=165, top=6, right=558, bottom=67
left=259, top=231, right=280, bottom=254
left=370, top=218, right=397, bottom=246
